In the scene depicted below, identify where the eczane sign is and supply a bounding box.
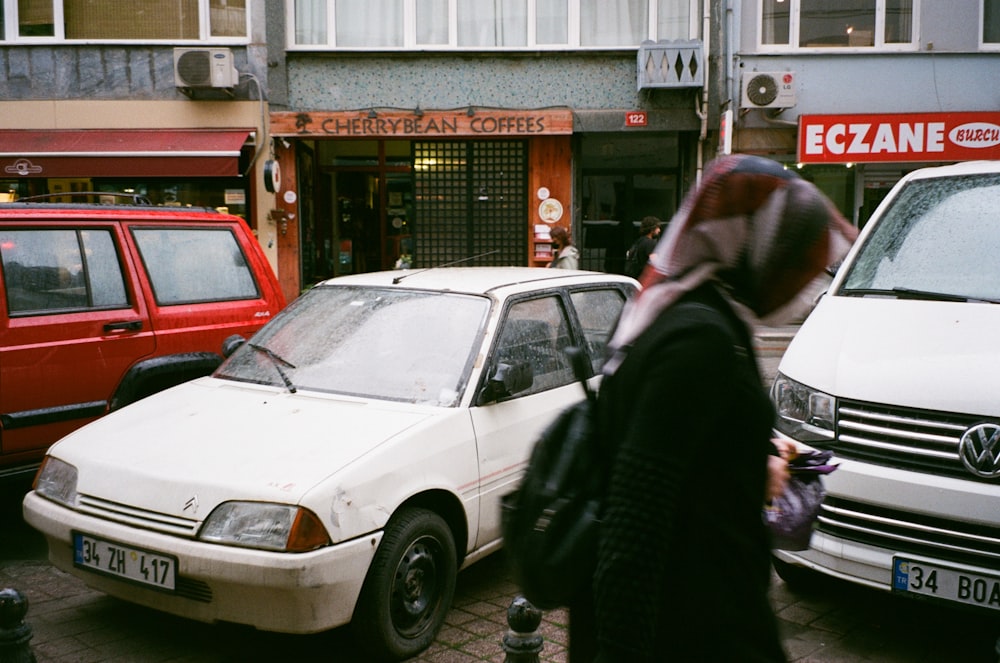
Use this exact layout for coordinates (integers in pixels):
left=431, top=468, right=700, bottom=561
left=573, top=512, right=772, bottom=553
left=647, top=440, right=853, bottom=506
left=798, top=112, right=1000, bottom=163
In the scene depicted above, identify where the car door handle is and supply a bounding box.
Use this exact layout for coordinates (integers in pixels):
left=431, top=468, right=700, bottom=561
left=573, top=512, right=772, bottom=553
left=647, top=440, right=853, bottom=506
left=104, top=320, right=143, bottom=333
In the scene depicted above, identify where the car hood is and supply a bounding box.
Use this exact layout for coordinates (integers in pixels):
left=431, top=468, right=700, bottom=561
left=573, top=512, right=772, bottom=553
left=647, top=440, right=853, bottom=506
left=50, top=378, right=437, bottom=518
left=780, top=295, right=1000, bottom=416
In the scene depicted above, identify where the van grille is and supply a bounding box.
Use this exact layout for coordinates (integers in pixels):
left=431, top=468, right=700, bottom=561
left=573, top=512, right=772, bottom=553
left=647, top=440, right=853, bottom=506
left=817, top=496, right=1000, bottom=569
left=814, top=399, right=1000, bottom=565
left=832, top=399, right=988, bottom=482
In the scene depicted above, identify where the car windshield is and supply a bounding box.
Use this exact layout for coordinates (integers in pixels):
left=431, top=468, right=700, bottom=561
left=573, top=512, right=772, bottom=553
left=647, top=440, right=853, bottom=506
left=215, top=285, right=491, bottom=406
left=840, top=173, right=1000, bottom=303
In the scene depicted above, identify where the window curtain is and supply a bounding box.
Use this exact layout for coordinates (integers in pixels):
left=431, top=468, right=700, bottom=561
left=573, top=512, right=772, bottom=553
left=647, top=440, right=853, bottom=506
left=416, top=0, right=448, bottom=44
left=536, top=0, right=568, bottom=45
left=210, top=0, right=247, bottom=38
left=336, top=0, right=403, bottom=47
left=883, top=0, right=912, bottom=44
left=761, top=0, right=791, bottom=45
left=658, top=0, right=694, bottom=41
left=458, top=0, right=528, bottom=47
left=295, top=0, right=327, bottom=44
left=580, top=0, right=648, bottom=46
left=64, top=0, right=199, bottom=39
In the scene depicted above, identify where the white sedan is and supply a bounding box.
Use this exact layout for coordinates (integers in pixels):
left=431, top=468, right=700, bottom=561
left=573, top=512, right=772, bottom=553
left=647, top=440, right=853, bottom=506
left=23, top=267, right=635, bottom=661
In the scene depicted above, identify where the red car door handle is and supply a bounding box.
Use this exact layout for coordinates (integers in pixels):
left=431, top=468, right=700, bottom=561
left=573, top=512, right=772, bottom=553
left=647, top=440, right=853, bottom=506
left=104, top=320, right=143, bottom=333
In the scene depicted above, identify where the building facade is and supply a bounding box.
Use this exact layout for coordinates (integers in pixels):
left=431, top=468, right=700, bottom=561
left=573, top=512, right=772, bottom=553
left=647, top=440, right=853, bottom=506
left=264, top=1, right=720, bottom=295
left=0, top=1, right=283, bottom=284
left=1, top=1, right=725, bottom=302
left=733, top=0, right=1000, bottom=227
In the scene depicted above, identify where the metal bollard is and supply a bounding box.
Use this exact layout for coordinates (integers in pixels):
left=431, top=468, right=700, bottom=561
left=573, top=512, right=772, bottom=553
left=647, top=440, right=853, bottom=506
left=0, top=588, right=36, bottom=663
left=502, top=595, right=543, bottom=663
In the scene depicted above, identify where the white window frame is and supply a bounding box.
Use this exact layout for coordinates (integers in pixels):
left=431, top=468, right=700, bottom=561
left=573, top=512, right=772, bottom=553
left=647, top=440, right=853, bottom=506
left=981, top=0, right=1000, bottom=50
left=1, top=0, right=250, bottom=44
left=286, top=0, right=703, bottom=51
left=756, top=0, right=920, bottom=53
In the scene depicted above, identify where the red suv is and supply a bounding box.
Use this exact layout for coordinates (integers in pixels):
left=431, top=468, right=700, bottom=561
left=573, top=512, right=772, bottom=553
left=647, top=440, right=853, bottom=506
left=0, top=200, right=285, bottom=483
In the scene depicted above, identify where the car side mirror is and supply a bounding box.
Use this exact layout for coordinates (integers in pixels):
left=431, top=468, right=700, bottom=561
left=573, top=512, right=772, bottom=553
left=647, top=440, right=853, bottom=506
left=221, top=334, right=246, bottom=358
left=479, top=361, right=533, bottom=403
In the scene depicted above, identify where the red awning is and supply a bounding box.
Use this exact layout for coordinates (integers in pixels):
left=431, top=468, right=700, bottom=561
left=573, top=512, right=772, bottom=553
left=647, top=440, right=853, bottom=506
left=0, top=129, right=253, bottom=178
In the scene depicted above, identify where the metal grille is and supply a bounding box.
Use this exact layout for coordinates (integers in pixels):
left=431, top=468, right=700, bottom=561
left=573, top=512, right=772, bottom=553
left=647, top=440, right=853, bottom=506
left=77, top=493, right=200, bottom=537
left=832, top=399, right=984, bottom=481
left=817, top=496, right=1000, bottom=570
left=814, top=399, right=1000, bottom=568
left=413, top=141, right=527, bottom=268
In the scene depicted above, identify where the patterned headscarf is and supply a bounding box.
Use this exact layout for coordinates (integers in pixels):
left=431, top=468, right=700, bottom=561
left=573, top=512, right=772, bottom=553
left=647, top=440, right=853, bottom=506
left=608, top=155, right=857, bottom=358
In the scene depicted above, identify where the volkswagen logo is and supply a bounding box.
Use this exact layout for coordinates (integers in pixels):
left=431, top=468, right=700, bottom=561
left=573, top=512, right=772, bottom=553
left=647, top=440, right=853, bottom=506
left=959, top=423, right=1000, bottom=478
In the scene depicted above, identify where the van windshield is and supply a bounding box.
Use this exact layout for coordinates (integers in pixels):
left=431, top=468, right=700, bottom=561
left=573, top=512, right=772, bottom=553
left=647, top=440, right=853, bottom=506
left=840, top=174, right=1000, bottom=303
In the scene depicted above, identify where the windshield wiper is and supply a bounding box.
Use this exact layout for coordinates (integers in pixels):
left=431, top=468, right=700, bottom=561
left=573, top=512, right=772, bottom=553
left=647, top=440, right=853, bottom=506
left=841, top=287, right=1000, bottom=304
left=247, top=343, right=297, bottom=393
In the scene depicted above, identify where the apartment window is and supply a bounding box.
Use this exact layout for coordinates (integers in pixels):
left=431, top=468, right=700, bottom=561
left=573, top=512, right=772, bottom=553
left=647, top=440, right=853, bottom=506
left=985, top=0, right=1000, bottom=44
left=4, top=0, right=246, bottom=41
left=761, top=0, right=914, bottom=49
left=289, top=0, right=702, bottom=50
left=458, top=0, right=528, bottom=47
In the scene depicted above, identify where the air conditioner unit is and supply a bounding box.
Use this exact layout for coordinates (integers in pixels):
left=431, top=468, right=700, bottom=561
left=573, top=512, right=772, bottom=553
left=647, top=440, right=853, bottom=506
left=740, top=71, right=796, bottom=109
left=173, top=48, right=238, bottom=89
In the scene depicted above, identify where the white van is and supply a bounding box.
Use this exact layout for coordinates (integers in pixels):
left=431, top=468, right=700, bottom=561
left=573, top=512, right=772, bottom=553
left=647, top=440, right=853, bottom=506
left=771, top=161, right=1000, bottom=614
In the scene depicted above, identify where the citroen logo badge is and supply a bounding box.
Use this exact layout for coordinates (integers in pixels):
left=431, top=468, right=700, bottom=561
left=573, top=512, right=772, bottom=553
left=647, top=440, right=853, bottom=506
left=183, top=495, right=200, bottom=514
left=959, top=423, right=1000, bottom=478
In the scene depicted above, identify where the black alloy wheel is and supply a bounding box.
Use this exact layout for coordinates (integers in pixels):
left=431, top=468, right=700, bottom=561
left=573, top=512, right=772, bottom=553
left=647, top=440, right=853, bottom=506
left=352, top=507, right=458, bottom=661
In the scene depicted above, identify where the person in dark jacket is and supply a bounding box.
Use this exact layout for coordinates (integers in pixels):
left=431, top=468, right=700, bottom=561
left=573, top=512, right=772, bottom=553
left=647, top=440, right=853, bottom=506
left=569, top=155, right=857, bottom=662
left=624, top=215, right=661, bottom=278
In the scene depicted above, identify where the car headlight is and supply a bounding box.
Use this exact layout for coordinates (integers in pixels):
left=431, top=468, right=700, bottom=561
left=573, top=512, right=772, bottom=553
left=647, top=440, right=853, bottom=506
left=33, top=456, right=79, bottom=507
left=770, top=373, right=836, bottom=444
left=199, top=502, right=330, bottom=552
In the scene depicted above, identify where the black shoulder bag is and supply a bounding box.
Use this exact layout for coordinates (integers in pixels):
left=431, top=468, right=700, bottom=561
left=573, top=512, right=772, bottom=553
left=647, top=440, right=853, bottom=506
left=500, top=347, right=608, bottom=610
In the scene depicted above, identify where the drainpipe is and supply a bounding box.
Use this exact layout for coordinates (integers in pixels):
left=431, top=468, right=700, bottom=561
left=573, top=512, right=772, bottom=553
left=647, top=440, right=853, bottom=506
left=695, top=0, right=712, bottom=185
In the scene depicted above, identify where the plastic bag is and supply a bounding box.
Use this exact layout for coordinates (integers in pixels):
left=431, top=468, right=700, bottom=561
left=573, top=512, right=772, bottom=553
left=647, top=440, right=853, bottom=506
left=764, top=449, right=837, bottom=551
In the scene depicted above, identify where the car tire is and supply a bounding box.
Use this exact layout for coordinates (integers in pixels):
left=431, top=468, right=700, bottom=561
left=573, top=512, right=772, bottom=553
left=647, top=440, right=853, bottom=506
left=352, top=507, right=457, bottom=662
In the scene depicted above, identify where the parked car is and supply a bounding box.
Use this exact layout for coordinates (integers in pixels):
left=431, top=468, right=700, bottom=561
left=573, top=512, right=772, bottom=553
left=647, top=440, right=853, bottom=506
left=770, top=161, right=1000, bottom=615
left=23, top=266, right=637, bottom=661
left=1, top=199, right=285, bottom=485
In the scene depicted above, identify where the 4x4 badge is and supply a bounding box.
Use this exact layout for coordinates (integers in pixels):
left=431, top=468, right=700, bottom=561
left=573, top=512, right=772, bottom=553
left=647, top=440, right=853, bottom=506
left=959, top=423, right=1000, bottom=478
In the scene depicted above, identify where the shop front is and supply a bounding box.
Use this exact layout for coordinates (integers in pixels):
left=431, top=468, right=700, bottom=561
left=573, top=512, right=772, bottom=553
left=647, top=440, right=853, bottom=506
left=268, top=108, right=574, bottom=296
left=797, top=112, right=1000, bottom=228
left=0, top=129, right=256, bottom=218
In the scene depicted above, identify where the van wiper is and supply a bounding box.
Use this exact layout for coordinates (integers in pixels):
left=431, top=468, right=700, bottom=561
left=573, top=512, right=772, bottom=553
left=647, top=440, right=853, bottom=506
left=842, top=287, right=1000, bottom=304
left=247, top=343, right=297, bottom=393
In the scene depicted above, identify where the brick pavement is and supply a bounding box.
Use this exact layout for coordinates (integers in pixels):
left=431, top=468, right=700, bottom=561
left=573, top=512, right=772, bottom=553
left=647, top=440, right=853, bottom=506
left=6, top=551, right=1000, bottom=662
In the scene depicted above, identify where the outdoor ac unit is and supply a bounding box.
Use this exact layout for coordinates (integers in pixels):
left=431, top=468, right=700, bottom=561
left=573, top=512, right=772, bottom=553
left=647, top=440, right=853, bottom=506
left=173, top=48, right=238, bottom=89
left=740, top=71, right=796, bottom=109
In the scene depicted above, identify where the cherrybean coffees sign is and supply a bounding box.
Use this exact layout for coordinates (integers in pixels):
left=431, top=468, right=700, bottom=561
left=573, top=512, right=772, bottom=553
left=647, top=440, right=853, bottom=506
left=271, top=109, right=574, bottom=138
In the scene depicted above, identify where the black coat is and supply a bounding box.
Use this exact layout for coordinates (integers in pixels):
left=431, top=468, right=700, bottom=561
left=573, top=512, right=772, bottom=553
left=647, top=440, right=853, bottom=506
left=570, top=282, right=786, bottom=662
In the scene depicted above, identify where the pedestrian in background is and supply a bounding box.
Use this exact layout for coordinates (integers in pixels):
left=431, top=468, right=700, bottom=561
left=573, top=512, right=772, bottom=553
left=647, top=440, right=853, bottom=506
left=624, top=215, right=661, bottom=278
left=569, top=155, right=857, bottom=662
left=548, top=226, right=580, bottom=269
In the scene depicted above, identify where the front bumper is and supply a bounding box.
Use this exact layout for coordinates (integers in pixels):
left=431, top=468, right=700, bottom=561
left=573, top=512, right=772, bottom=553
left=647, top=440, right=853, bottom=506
left=23, top=491, right=382, bottom=634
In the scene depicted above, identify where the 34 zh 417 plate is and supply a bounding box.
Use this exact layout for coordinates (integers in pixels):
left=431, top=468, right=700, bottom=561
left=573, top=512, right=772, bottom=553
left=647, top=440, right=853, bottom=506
left=73, top=531, right=177, bottom=591
left=893, top=557, right=1000, bottom=611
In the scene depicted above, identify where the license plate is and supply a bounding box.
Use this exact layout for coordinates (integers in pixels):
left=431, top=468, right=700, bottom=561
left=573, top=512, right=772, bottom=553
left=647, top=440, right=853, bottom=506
left=73, top=532, right=176, bottom=591
left=893, top=557, right=1000, bottom=611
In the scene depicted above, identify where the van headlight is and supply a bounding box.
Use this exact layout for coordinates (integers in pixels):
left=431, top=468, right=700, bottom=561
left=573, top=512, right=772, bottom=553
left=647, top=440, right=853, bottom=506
left=199, top=502, right=331, bottom=552
left=771, top=373, right=836, bottom=443
left=34, top=456, right=79, bottom=507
